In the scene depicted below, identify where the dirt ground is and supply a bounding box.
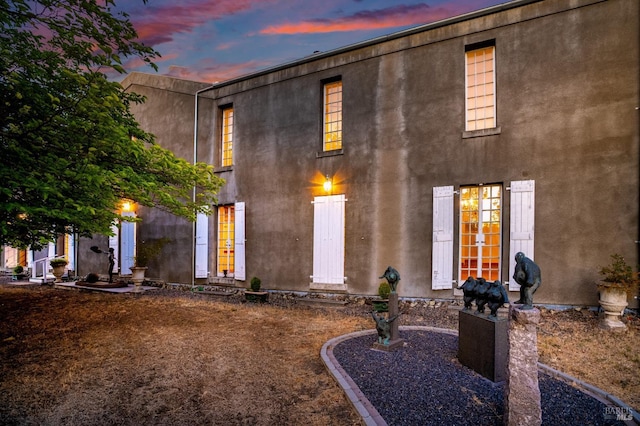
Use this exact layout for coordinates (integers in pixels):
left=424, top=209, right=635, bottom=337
left=0, top=285, right=638, bottom=425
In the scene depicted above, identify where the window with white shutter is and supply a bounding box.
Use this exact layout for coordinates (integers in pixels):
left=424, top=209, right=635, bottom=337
left=432, top=186, right=454, bottom=290
left=508, top=180, right=535, bottom=292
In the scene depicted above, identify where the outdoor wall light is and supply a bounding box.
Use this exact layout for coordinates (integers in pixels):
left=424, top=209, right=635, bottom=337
left=323, top=175, right=332, bottom=193
left=121, top=200, right=134, bottom=212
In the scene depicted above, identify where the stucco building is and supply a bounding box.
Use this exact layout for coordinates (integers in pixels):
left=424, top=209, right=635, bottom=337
left=78, top=0, right=639, bottom=307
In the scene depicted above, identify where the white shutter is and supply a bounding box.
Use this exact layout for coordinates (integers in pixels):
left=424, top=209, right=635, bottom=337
left=109, top=224, right=119, bottom=273
left=313, top=195, right=345, bottom=285
left=195, top=213, right=208, bottom=278
left=121, top=212, right=136, bottom=274
left=234, top=202, right=246, bottom=281
left=432, top=186, right=454, bottom=290
left=67, top=234, right=75, bottom=271
left=509, top=180, right=535, bottom=292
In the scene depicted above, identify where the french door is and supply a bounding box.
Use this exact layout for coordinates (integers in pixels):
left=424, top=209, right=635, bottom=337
left=459, top=185, right=502, bottom=281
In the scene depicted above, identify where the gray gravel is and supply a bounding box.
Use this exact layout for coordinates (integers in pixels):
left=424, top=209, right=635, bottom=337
left=333, top=330, right=626, bottom=426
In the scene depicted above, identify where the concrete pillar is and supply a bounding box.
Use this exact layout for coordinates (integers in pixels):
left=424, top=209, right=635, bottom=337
left=504, top=306, right=542, bottom=426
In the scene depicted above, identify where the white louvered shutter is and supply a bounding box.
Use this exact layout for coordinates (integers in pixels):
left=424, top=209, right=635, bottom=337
left=509, top=180, right=535, bottom=292
left=195, top=212, right=208, bottom=278
left=432, top=186, right=454, bottom=290
left=234, top=202, right=246, bottom=281
left=109, top=224, right=119, bottom=273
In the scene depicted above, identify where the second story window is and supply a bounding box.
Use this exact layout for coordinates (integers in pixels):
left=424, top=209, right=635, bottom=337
left=465, top=43, right=495, bottom=131
left=323, top=80, right=342, bottom=151
left=221, top=106, right=234, bottom=167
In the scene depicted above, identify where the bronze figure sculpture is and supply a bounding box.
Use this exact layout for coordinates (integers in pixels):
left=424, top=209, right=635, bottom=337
left=379, top=266, right=400, bottom=293
left=513, top=252, right=541, bottom=309
left=486, top=280, right=509, bottom=318
left=372, top=311, right=400, bottom=345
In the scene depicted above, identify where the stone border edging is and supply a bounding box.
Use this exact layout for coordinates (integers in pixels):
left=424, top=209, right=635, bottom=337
left=321, top=326, right=639, bottom=426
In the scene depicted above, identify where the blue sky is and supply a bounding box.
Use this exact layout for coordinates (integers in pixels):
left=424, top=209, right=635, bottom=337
left=118, top=0, right=509, bottom=83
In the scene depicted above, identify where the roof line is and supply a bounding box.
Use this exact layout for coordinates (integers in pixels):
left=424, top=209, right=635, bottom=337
left=203, top=0, right=543, bottom=92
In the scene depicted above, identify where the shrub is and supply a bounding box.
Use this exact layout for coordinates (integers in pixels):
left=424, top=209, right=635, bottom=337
left=378, top=281, right=391, bottom=299
left=250, top=276, right=261, bottom=292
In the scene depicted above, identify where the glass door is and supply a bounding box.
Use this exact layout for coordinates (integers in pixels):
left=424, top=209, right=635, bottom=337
left=459, top=185, right=502, bottom=281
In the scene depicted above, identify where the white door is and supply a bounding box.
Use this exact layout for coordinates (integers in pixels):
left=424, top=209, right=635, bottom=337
left=312, top=194, right=345, bottom=287
left=120, top=212, right=136, bottom=274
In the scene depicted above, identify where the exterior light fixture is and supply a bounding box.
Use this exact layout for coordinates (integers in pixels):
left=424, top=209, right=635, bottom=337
left=323, top=175, right=332, bottom=193
left=121, top=200, right=133, bottom=212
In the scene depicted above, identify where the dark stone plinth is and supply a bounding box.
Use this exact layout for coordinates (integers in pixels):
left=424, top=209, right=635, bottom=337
left=458, top=309, right=508, bottom=382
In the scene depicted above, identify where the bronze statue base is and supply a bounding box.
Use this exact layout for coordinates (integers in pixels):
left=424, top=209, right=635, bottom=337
left=371, top=338, right=405, bottom=352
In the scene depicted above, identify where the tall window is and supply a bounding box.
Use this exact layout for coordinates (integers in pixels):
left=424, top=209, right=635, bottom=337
left=217, top=205, right=235, bottom=276
left=221, top=106, right=234, bottom=167
left=465, top=45, right=495, bottom=131
left=323, top=80, right=342, bottom=151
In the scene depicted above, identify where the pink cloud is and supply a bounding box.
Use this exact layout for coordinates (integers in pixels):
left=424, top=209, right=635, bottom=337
left=260, top=3, right=465, bottom=34
left=165, top=59, right=271, bottom=83
left=131, top=0, right=259, bottom=46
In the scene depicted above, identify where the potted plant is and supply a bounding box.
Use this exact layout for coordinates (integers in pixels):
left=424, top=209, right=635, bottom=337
left=131, top=238, right=170, bottom=291
left=50, top=257, right=68, bottom=283
left=597, top=253, right=639, bottom=331
left=372, top=281, right=391, bottom=312
left=12, top=265, right=26, bottom=280
left=245, top=276, right=268, bottom=302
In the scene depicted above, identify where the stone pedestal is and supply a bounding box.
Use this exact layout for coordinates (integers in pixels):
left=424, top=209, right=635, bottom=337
left=504, top=306, right=542, bottom=426
left=372, top=292, right=404, bottom=351
left=458, top=310, right=508, bottom=382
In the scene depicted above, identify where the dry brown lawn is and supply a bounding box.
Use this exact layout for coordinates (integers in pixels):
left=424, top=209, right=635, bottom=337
left=0, top=285, right=637, bottom=425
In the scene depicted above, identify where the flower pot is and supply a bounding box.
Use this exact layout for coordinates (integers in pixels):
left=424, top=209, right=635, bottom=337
left=598, top=286, right=628, bottom=331
left=52, top=265, right=66, bottom=283
left=130, top=266, right=148, bottom=292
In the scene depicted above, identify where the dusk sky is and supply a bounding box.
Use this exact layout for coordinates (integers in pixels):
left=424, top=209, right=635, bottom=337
left=117, top=0, right=508, bottom=83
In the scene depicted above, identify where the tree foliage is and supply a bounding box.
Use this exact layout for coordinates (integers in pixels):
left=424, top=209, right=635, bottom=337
left=0, top=0, right=224, bottom=249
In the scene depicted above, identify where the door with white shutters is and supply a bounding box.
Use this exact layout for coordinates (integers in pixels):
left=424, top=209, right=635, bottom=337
left=508, top=180, right=535, bottom=292
left=432, top=186, right=454, bottom=290
left=312, top=194, right=345, bottom=287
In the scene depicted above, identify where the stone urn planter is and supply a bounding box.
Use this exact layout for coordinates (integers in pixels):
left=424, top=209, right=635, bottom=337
left=597, top=254, right=637, bottom=331
left=50, top=258, right=68, bottom=283
left=598, top=286, right=628, bottom=331
left=130, top=266, right=148, bottom=292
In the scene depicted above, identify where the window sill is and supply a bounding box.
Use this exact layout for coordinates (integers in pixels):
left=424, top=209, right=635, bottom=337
left=316, top=149, right=344, bottom=158
left=215, top=166, right=233, bottom=173
left=462, top=126, right=502, bottom=139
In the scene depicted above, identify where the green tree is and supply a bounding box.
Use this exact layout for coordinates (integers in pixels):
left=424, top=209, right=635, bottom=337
left=0, top=0, right=224, bottom=250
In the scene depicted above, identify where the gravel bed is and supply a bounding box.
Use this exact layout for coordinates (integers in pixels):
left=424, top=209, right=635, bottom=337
left=333, top=330, right=626, bottom=426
